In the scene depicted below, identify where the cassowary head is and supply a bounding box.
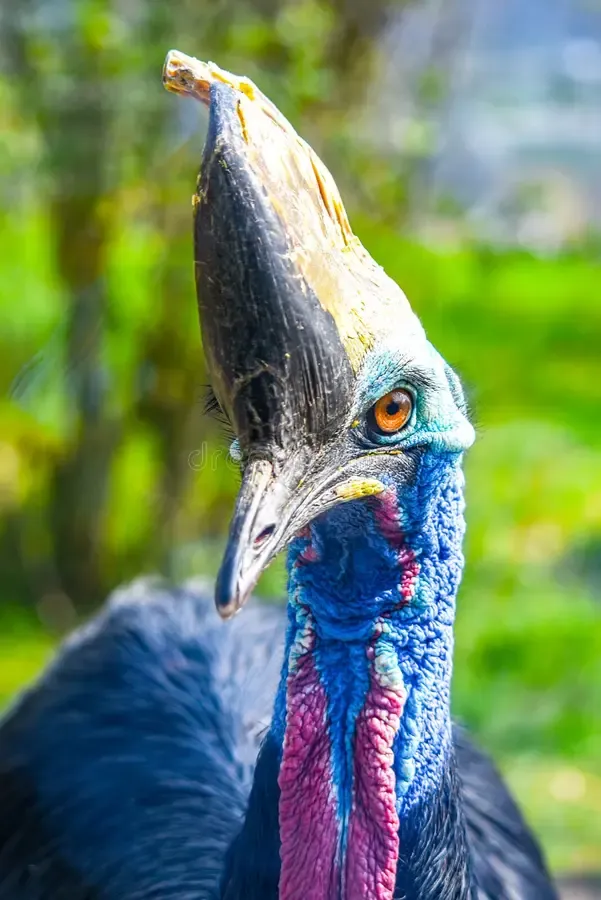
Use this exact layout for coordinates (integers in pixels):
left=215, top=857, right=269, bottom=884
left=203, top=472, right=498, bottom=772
left=163, top=52, right=475, bottom=620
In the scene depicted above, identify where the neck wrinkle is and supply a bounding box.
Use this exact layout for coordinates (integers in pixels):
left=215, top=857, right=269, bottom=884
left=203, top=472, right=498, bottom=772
left=274, top=457, right=466, bottom=900
left=277, top=613, right=340, bottom=900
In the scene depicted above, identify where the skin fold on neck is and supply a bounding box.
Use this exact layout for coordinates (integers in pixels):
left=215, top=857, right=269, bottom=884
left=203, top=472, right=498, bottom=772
left=268, top=452, right=469, bottom=900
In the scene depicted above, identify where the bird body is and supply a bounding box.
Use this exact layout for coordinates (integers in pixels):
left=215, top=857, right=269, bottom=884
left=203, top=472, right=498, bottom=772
left=0, top=51, right=559, bottom=900
left=0, top=581, right=556, bottom=900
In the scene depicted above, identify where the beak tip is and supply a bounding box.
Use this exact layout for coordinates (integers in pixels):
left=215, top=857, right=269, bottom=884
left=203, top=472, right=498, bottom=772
left=214, top=568, right=250, bottom=620
left=215, top=602, right=241, bottom=621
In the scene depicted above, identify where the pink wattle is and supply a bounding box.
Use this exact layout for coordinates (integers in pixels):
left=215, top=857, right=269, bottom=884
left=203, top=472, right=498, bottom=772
left=280, top=493, right=413, bottom=899
left=344, top=656, right=405, bottom=900
left=278, top=636, right=340, bottom=900
left=374, top=490, right=420, bottom=605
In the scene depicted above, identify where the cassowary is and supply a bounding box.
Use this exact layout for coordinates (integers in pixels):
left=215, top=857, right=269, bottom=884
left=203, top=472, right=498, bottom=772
left=0, top=51, right=559, bottom=900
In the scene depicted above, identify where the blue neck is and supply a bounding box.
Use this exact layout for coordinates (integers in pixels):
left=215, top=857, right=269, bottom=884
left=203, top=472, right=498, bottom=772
left=269, top=453, right=468, bottom=899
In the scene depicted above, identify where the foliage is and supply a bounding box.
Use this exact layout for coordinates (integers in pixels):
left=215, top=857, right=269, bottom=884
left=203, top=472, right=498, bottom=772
left=0, top=0, right=600, bottom=874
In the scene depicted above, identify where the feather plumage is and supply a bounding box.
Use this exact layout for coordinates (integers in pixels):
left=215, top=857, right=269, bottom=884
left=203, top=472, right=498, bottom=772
left=0, top=580, right=557, bottom=900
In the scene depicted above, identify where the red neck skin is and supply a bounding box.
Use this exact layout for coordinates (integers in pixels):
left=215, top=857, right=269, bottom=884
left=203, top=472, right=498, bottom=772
left=277, top=606, right=406, bottom=900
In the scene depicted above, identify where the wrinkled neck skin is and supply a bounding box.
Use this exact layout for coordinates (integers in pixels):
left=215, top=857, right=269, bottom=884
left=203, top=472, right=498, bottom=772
left=222, top=452, right=471, bottom=900
left=276, top=452, right=468, bottom=900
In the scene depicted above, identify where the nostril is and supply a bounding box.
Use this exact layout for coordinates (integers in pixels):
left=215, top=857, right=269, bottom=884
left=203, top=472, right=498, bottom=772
left=254, top=524, right=275, bottom=548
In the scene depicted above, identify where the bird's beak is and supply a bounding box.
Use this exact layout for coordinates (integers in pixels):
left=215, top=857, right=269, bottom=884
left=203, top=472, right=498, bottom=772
left=215, top=455, right=385, bottom=619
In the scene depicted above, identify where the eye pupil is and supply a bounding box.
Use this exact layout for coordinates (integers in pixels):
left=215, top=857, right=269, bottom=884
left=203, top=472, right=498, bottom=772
left=370, top=389, right=413, bottom=435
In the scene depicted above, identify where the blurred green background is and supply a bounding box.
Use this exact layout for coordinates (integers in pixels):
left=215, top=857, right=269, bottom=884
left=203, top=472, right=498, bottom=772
left=0, top=0, right=600, bottom=877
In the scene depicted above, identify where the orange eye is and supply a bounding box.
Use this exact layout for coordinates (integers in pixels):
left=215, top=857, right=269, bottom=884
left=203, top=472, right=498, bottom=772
left=371, top=389, right=413, bottom=434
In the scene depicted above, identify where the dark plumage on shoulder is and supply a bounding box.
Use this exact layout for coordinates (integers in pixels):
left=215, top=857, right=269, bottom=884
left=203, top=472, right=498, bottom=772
left=456, top=728, right=559, bottom=900
left=0, top=580, right=283, bottom=900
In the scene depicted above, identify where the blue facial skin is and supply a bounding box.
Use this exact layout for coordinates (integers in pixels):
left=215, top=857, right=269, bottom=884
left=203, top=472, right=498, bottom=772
left=270, top=334, right=475, bottom=842
left=351, top=337, right=473, bottom=454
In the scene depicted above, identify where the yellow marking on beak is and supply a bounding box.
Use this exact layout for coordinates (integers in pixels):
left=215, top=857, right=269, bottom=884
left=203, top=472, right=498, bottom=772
left=335, top=478, right=386, bottom=502
left=236, top=98, right=249, bottom=143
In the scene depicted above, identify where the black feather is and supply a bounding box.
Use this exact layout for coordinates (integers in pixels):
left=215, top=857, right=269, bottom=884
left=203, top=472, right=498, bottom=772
left=0, top=585, right=557, bottom=900
left=204, top=385, right=236, bottom=442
